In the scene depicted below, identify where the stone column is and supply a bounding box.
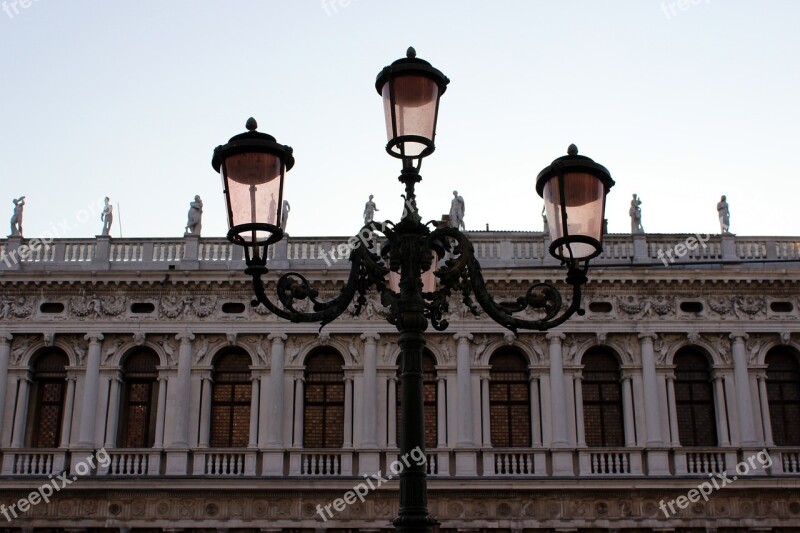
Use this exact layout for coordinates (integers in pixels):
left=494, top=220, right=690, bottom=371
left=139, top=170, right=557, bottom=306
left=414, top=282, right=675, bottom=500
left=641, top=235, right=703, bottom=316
left=631, top=371, right=646, bottom=445
left=480, top=375, right=491, bottom=447
left=60, top=375, right=77, bottom=448
left=387, top=377, right=398, bottom=448
left=166, top=333, right=193, bottom=476
left=248, top=374, right=260, bottom=448
left=360, top=333, right=380, bottom=447
left=153, top=373, right=168, bottom=448
left=547, top=333, right=568, bottom=446
left=262, top=334, right=287, bottom=476
left=454, top=333, right=475, bottom=446
left=170, top=333, right=194, bottom=448
left=621, top=373, right=636, bottom=447
left=640, top=334, right=670, bottom=474
left=573, top=371, right=586, bottom=447
left=529, top=375, right=542, bottom=447
left=78, top=333, right=103, bottom=447
left=103, top=373, right=122, bottom=448
left=730, top=334, right=758, bottom=446
left=712, top=373, right=731, bottom=447
left=292, top=376, right=304, bottom=448
left=266, top=334, right=287, bottom=447
left=665, top=371, right=680, bottom=446
left=198, top=374, right=213, bottom=448
left=0, top=334, right=11, bottom=440
left=436, top=377, right=447, bottom=448
left=11, top=372, right=31, bottom=448
left=756, top=371, right=774, bottom=446
left=343, top=375, right=354, bottom=448
left=638, top=334, right=663, bottom=445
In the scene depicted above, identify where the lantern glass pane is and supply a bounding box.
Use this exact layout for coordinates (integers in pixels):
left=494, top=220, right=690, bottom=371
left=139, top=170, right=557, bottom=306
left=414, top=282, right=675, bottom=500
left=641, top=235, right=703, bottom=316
left=223, top=151, right=282, bottom=242
left=382, top=76, right=439, bottom=157
left=543, top=172, right=605, bottom=260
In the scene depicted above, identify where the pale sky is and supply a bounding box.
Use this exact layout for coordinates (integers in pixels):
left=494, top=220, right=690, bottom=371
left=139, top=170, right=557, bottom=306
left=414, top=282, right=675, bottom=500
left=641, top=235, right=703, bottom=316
left=1, top=1, right=798, bottom=240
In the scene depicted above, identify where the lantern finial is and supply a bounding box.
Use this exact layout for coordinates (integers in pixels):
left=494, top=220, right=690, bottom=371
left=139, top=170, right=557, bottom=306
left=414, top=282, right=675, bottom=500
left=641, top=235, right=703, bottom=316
left=567, top=144, right=578, bottom=156
left=246, top=117, right=258, bottom=131
left=407, top=46, right=416, bottom=59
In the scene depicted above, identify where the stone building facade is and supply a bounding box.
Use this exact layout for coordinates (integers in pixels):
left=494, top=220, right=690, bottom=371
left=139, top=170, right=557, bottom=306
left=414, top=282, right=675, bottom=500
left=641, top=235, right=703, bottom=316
left=0, top=231, right=799, bottom=532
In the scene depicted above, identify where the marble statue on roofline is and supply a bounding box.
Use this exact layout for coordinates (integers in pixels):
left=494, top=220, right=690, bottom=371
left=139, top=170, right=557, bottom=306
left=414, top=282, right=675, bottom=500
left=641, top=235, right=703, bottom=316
left=9, top=196, right=25, bottom=237
left=100, top=197, right=113, bottom=236
left=630, top=193, right=644, bottom=234
left=363, top=195, right=378, bottom=225
left=281, top=200, right=290, bottom=233
left=717, top=195, right=730, bottom=234
left=449, top=191, right=465, bottom=230
left=185, top=195, right=203, bottom=236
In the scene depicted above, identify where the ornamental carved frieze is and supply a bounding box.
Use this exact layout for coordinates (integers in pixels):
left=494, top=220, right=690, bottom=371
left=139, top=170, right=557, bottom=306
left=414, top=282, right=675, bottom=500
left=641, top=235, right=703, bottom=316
left=562, top=333, right=593, bottom=365
left=0, top=295, right=33, bottom=319
left=616, top=295, right=675, bottom=319
left=70, top=293, right=126, bottom=319
left=0, top=490, right=798, bottom=526
left=239, top=334, right=270, bottom=365
left=9, top=334, right=35, bottom=364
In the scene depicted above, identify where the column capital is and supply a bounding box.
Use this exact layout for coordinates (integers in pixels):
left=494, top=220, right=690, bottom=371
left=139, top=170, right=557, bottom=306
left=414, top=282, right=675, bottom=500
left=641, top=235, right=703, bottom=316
left=175, top=332, right=195, bottom=344
left=343, top=375, right=354, bottom=383
left=638, top=332, right=658, bottom=342
left=360, top=332, right=381, bottom=343
left=729, top=332, right=749, bottom=343
left=84, top=333, right=104, bottom=344
left=0, top=332, right=12, bottom=345
left=268, top=333, right=288, bottom=344
left=453, top=332, right=473, bottom=343
left=295, top=376, right=305, bottom=384
left=547, top=332, right=565, bottom=344
left=573, top=370, right=584, bottom=381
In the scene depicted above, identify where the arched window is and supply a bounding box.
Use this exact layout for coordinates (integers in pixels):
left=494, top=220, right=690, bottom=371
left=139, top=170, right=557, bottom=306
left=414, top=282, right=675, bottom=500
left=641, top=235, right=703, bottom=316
left=582, top=349, right=624, bottom=447
left=766, top=347, right=800, bottom=446
left=210, top=350, right=252, bottom=448
left=28, top=350, right=69, bottom=448
left=118, top=350, right=159, bottom=448
left=396, top=351, right=438, bottom=448
left=304, top=351, right=345, bottom=448
left=674, top=348, right=717, bottom=447
left=489, top=350, right=530, bottom=448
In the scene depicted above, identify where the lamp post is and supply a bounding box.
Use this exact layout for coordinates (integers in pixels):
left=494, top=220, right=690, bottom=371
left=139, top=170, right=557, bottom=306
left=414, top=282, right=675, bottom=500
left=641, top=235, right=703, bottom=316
left=212, top=47, right=614, bottom=533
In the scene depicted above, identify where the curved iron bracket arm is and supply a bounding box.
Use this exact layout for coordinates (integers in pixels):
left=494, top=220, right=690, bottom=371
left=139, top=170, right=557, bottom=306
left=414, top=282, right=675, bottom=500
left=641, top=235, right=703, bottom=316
left=426, top=227, right=588, bottom=334
left=246, top=231, right=392, bottom=329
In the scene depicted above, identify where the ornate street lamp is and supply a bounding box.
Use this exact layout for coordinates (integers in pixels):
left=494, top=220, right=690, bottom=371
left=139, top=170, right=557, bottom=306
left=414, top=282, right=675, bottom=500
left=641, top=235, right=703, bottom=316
left=212, top=47, right=613, bottom=533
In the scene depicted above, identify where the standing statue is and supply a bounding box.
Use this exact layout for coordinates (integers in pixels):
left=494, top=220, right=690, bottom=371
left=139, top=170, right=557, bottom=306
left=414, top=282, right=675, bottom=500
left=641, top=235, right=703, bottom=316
left=281, top=200, right=290, bottom=232
left=717, top=195, right=730, bottom=234
left=541, top=205, right=549, bottom=234
left=100, top=197, right=113, bottom=236
left=629, top=194, right=644, bottom=234
left=449, top=191, right=465, bottom=230
left=363, top=195, right=378, bottom=225
left=185, top=195, right=203, bottom=235
left=268, top=194, right=277, bottom=225
left=9, top=196, right=25, bottom=237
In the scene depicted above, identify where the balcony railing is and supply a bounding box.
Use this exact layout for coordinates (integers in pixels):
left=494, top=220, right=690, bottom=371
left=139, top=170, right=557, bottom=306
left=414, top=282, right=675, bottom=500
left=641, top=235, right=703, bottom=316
left=289, top=450, right=353, bottom=476
left=2, top=446, right=799, bottom=478
left=0, top=450, right=67, bottom=476
left=4, top=233, right=799, bottom=272
left=193, top=450, right=257, bottom=476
